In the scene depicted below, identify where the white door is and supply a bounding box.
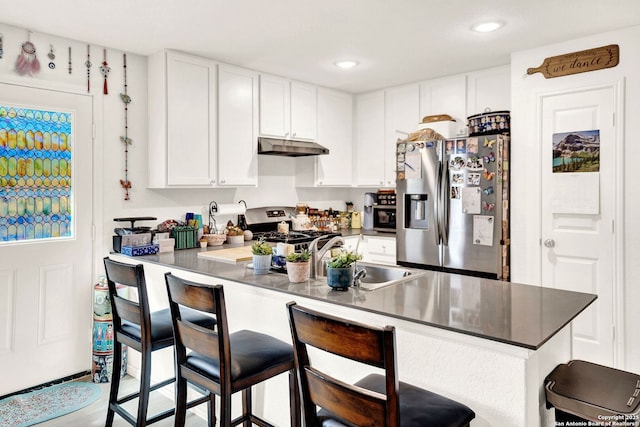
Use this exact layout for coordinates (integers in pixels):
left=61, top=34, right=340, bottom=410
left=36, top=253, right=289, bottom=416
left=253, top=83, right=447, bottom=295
left=0, top=83, right=94, bottom=395
left=540, top=85, right=617, bottom=366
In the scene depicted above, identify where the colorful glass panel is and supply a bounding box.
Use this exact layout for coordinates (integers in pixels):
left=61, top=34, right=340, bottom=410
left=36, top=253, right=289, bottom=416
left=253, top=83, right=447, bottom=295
left=0, top=105, right=73, bottom=242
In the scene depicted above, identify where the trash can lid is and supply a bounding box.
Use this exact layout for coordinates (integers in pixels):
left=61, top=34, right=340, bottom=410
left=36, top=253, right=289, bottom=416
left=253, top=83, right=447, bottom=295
left=545, top=360, right=640, bottom=423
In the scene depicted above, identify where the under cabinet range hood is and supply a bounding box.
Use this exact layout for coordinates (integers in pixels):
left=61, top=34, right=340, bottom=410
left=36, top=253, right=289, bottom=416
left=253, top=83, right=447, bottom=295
left=257, top=137, right=330, bottom=157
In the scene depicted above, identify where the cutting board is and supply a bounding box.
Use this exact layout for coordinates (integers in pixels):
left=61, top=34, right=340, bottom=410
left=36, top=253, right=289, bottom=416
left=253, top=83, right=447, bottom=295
left=197, top=245, right=253, bottom=263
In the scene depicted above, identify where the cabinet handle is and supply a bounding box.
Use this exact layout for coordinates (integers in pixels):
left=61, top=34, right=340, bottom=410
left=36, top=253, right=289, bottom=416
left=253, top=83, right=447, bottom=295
left=220, top=179, right=226, bottom=184
left=284, top=132, right=290, bottom=137
left=211, top=179, right=216, bottom=184
left=292, top=132, right=297, bottom=137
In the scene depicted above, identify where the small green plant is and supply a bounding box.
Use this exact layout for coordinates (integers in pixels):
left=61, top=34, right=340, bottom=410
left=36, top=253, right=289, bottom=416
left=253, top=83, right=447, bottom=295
left=286, top=249, right=311, bottom=263
left=327, top=250, right=362, bottom=268
left=251, top=237, right=273, bottom=255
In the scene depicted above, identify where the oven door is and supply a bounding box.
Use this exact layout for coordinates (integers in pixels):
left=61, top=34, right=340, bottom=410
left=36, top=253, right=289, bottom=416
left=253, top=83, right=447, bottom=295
left=373, top=206, right=396, bottom=232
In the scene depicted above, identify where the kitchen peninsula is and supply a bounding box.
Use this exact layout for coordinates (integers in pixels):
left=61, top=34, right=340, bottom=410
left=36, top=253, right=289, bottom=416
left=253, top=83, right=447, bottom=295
left=110, top=248, right=596, bottom=426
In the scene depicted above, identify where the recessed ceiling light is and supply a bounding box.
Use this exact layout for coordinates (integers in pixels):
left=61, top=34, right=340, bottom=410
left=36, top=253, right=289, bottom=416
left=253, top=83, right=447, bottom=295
left=471, top=21, right=504, bottom=33
left=334, top=60, right=359, bottom=69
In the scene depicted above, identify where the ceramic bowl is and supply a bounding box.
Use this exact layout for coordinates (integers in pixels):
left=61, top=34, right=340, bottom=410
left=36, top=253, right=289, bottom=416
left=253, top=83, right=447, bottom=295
left=203, top=233, right=226, bottom=246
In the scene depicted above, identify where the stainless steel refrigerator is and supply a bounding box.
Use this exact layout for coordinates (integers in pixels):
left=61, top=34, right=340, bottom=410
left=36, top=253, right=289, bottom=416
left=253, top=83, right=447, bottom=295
left=396, top=126, right=510, bottom=280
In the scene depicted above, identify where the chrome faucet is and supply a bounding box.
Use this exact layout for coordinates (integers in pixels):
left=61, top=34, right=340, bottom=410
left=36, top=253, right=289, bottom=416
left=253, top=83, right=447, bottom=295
left=308, top=235, right=345, bottom=279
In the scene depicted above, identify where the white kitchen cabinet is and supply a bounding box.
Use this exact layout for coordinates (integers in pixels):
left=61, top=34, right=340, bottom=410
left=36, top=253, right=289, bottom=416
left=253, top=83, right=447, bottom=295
left=364, top=236, right=396, bottom=265
left=148, top=50, right=218, bottom=188
left=420, top=74, right=468, bottom=137
left=296, top=88, right=353, bottom=187
left=290, top=81, right=317, bottom=140
left=383, top=84, right=420, bottom=188
left=259, top=74, right=316, bottom=140
left=343, top=234, right=396, bottom=265
left=466, top=64, right=510, bottom=116
left=343, top=235, right=366, bottom=254
left=217, top=64, right=259, bottom=186
left=315, top=88, right=353, bottom=186
left=354, top=91, right=386, bottom=187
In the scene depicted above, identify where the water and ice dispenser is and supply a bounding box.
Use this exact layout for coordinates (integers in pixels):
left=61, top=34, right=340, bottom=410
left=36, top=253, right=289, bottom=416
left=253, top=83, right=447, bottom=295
left=405, top=194, right=429, bottom=229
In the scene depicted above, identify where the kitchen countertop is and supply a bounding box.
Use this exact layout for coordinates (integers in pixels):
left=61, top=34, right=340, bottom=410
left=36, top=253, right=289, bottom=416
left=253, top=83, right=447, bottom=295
left=118, top=245, right=596, bottom=350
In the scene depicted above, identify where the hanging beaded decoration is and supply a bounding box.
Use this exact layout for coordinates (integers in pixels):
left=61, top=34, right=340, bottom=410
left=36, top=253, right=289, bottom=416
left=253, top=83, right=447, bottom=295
left=119, top=53, right=132, bottom=200
left=100, top=48, right=110, bottom=95
left=68, top=46, right=72, bottom=74
left=85, top=45, right=91, bottom=93
left=0, top=33, right=4, bottom=59
left=48, top=44, right=55, bottom=69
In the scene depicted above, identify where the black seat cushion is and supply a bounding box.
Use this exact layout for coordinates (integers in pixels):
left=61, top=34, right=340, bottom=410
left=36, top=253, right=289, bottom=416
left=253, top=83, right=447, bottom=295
left=185, top=330, right=293, bottom=382
left=317, top=373, right=475, bottom=427
left=120, top=307, right=216, bottom=348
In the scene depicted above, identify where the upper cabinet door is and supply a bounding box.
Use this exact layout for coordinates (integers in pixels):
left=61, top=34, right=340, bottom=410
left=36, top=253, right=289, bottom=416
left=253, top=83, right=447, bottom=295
left=290, top=81, right=317, bottom=140
left=218, top=64, right=259, bottom=186
left=355, top=90, right=386, bottom=187
left=148, top=50, right=218, bottom=188
left=466, top=65, right=511, bottom=115
left=259, top=74, right=290, bottom=138
left=315, top=88, right=353, bottom=186
left=384, top=84, right=420, bottom=187
left=420, top=75, right=467, bottom=137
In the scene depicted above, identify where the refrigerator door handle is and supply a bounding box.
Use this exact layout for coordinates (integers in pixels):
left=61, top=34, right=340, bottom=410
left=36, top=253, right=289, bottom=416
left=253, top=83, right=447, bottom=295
left=441, top=159, right=450, bottom=246
left=435, top=160, right=442, bottom=245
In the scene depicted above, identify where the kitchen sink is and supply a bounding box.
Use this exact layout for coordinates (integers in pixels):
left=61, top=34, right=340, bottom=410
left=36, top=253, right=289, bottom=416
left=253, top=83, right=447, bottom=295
left=354, top=262, right=424, bottom=291
left=317, top=261, right=424, bottom=291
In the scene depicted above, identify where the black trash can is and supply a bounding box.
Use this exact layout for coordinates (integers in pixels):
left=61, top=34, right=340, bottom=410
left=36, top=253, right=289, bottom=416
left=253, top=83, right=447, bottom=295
left=545, top=360, right=640, bottom=426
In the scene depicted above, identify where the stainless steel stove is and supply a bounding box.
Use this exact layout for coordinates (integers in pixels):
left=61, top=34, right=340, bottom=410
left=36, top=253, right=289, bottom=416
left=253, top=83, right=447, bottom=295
left=245, top=207, right=340, bottom=251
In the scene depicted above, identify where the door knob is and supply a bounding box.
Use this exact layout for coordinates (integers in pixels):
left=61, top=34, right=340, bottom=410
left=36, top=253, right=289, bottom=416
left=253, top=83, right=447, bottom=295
left=543, top=238, right=555, bottom=248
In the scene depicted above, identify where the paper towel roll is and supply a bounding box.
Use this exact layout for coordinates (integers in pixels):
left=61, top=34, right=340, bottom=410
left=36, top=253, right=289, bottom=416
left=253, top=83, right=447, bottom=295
left=213, top=203, right=246, bottom=216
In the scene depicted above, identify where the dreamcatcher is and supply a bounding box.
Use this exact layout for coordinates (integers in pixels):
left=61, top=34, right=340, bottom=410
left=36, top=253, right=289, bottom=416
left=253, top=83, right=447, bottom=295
left=15, top=33, right=40, bottom=76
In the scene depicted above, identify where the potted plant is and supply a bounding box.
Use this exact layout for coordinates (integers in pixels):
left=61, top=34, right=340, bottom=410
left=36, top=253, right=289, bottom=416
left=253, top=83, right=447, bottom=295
left=251, top=237, right=273, bottom=275
left=199, top=236, right=208, bottom=248
left=326, top=250, right=362, bottom=290
left=285, top=249, right=311, bottom=283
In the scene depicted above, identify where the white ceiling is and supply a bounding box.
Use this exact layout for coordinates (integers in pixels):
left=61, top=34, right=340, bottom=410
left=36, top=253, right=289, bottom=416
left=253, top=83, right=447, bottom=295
left=2, top=0, right=639, bottom=93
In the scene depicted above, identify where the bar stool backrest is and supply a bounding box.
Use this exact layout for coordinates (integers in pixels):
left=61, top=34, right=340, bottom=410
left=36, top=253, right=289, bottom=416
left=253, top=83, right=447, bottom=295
left=103, top=257, right=151, bottom=349
left=286, top=301, right=400, bottom=427
left=164, top=273, right=229, bottom=394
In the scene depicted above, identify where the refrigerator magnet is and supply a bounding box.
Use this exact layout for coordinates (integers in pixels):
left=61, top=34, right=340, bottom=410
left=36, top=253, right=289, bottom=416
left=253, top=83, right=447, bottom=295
left=467, top=138, right=479, bottom=154
left=467, top=173, right=481, bottom=186
left=466, top=156, right=484, bottom=170
left=456, top=139, right=466, bottom=154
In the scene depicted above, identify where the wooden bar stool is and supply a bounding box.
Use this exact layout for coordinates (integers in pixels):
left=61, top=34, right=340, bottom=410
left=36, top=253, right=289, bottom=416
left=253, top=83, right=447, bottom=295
left=286, top=301, right=475, bottom=427
left=103, top=257, right=216, bottom=427
left=164, top=272, right=300, bottom=427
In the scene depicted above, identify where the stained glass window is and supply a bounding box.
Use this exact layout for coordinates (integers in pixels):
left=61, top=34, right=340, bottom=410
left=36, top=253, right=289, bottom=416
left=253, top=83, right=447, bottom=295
left=0, top=105, right=73, bottom=243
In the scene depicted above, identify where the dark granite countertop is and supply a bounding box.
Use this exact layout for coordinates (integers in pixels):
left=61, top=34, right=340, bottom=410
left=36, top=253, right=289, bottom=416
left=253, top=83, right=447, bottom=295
left=115, top=245, right=596, bottom=350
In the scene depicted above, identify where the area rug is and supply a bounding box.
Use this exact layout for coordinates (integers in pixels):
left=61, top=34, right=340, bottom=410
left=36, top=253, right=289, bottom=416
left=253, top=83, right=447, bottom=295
left=0, top=382, right=102, bottom=427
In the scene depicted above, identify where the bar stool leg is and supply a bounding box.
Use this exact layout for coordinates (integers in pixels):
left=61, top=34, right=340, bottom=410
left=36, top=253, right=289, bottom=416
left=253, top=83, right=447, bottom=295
left=207, top=393, right=216, bottom=427
left=174, top=375, right=187, bottom=427
left=105, top=341, right=123, bottom=427
left=136, top=347, right=153, bottom=427
left=289, top=370, right=300, bottom=427
left=242, top=387, right=252, bottom=427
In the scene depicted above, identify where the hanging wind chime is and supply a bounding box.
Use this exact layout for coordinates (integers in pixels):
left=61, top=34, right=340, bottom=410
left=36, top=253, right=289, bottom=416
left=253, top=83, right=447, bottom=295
left=0, top=33, right=4, bottom=59
left=68, top=47, right=72, bottom=74
left=119, top=53, right=133, bottom=200
left=100, top=48, right=110, bottom=95
left=15, top=32, right=40, bottom=76
left=85, top=45, right=91, bottom=93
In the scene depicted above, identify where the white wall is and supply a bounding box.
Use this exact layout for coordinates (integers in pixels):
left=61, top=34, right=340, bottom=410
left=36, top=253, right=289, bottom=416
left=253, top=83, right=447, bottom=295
left=510, top=25, right=640, bottom=372
left=0, top=23, right=365, bottom=269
